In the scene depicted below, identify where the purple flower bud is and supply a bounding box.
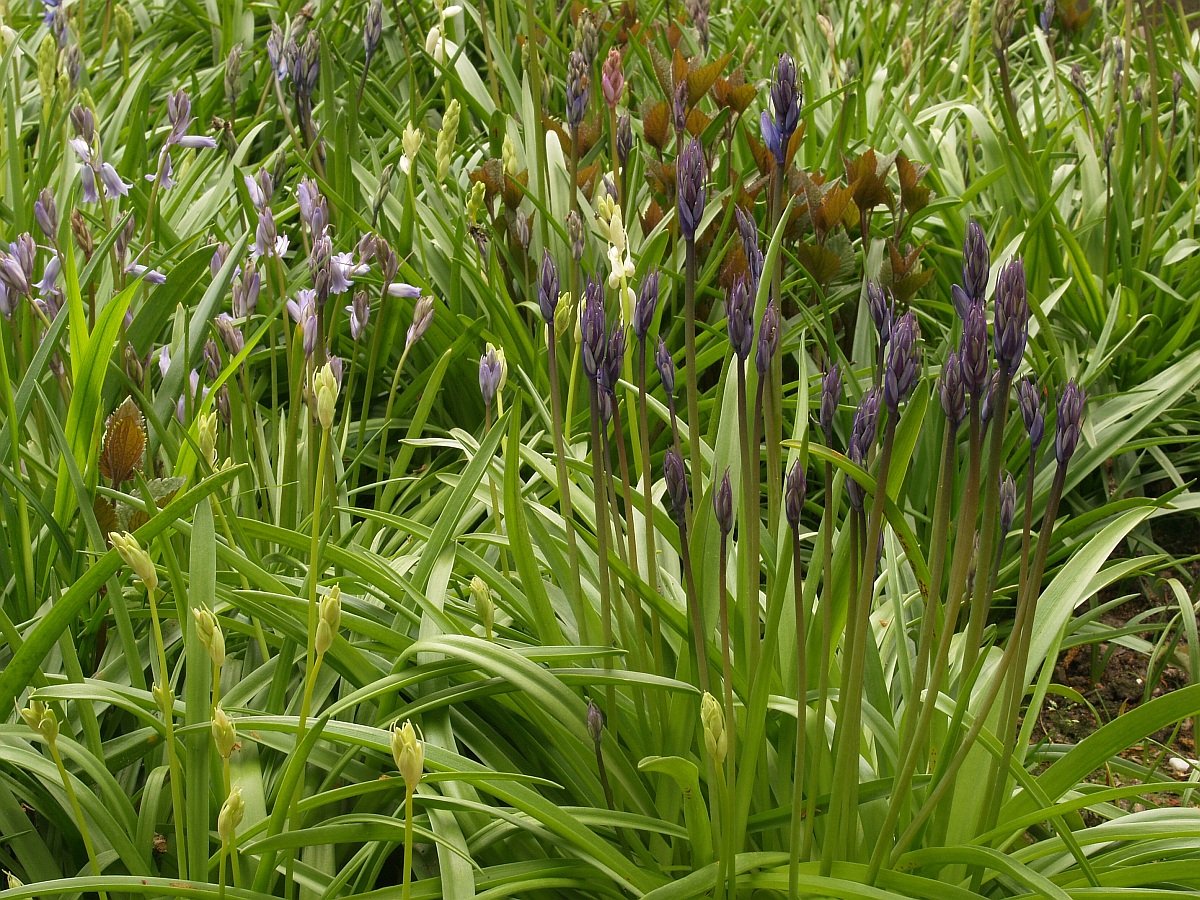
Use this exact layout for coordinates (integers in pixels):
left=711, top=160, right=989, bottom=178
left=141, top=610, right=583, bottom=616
left=566, top=50, right=590, bottom=132
left=297, top=177, right=324, bottom=232
left=253, top=207, right=288, bottom=259
left=365, top=0, right=383, bottom=62
left=232, top=267, right=260, bottom=317
left=0, top=283, right=10, bottom=318
left=34, top=189, right=58, bottom=240
left=764, top=53, right=802, bottom=165
left=211, top=242, right=230, bottom=279
left=980, top=370, right=1003, bottom=427
left=0, top=253, right=32, bottom=298
left=567, top=210, right=585, bottom=261
left=673, top=78, right=689, bottom=134
left=999, top=471, right=1016, bottom=534
left=735, top=206, right=764, bottom=293
left=538, top=250, right=559, bottom=324
left=407, top=296, right=434, bottom=348
left=656, top=337, right=675, bottom=399
left=514, top=211, right=531, bottom=252
left=633, top=270, right=659, bottom=341
left=387, top=282, right=422, bottom=300
left=601, top=49, right=624, bottom=108
left=602, top=322, right=626, bottom=398
left=1040, top=0, right=1055, bottom=32
left=1054, top=380, right=1086, bottom=467
left=957, top=220, right=990, bottom=315
left=1017, top=376, right=1045, bottom=452
left=268, top=25, right=288, bottom=82
left=883, top=312, right=921, bottom=411
left=676, top=138, right=707, bottom=242
left=959, top=301, right=989, bottom=399
left=847, top=387, right=881, bottom=511
left=616, top=113, right=633, bottom=168
left=175, top=134, right=218, bottom=150
left=785, top=460, right=806, bottom=530
left=377, top=238, right=399, bottom=286
left=756, top=299, right=780, bottom=377
left=820, top=364, right=841, bottom=444
left=71, top=106, right=94, bottom=143
left=993, top=258, right=1028, bottom=377
left=126, top=263, right=167, bottom=285
left=726, top=275, right=753, bottom=360
left=714, top=468, right=733, bottom=535
left=580, top=278, right=607, bottom=382
left=586, top=698, right=605, bottom=743
left=214, top=312, right=244, bottom=355
left=204, top=337, right=221, bottom=379
left=479, top=346, right=503, bottom=407
left=867, top=282, right=893, bottom=347
left=663, top=448, right=689, bottom=525
left=939, top=351, right=967, bottom=431
left=347, top=290, right=370, bottom=340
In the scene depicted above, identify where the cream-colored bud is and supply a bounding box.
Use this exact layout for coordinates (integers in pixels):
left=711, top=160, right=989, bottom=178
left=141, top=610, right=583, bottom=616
left=109, top=531, right=158, bottom=593
left=217, top=786, right=244, bottom=846
left=555, top=292, right=574, bottom=341
left=212, top=706, right=238, bottom=759
left=20, top=699, right=59, bottom=744
left=198, top=411, right=218, bottom=464
left=501, top=134, right=518, bottom=177
left=402, top=123, right=423, bottom=170
left=391, top=721, right=424, bottom=791
left=465, top=181, right=485, bottom=225
left=701, top=692, right=727, bottom=765
left=315, top=586, right=341, bottom=656
left=312, top=362, right=339, bottom=430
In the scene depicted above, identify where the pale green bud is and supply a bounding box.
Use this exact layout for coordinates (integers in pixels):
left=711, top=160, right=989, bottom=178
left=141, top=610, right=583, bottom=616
left=315, top=586, right=341, bottom=656
left=198, top=411, right=218, bottom=465
left=501, top=134, right=518, bottom=177
left=153, top=682, right=174, bottom=716
left=391, top=720, right=424, bottom=791
left=470, top=576, right=493, bottom=640
left=110, top=531, right=158, bottom=593
left=554, top=292, right=574, bottom=342
left=114, top=6, right=134, bottom=57
left=193, top=606, right=225, bottom=668
left=464, top=181, right=485, bottom=226
left=212, top=706, right=237, bottom=759
left=217, top=786, right=244, bottom=847
left=20, top=699, right=59, bottom=744
left=6, top=871, right=23, bottom=889
left=701, top=692, right=727, bottom=765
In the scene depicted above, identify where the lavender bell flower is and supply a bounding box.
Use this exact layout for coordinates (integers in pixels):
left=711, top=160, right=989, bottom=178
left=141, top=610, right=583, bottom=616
left=580, top=278, right=607, bottom=383
left=785, top=460, right=806, bottom=530
left=820, top=364, right=841, bottom=444
left=331, top=251, right=367, bottom=295
left=761, top=53, right=802, bottom=166
left=633, top=270, right=659, bottom=342
left=538, top=251, right=559, bottom=325
left=726, top=275, right=753, bottom=361
left=287, top=289, right=319, bottom=358
left=36, top=254, right=62, bottom=296
left=993, top=258, right=1029, bottom=377
left=952, top=220, right=990, bottom=319
left=297, top=178, right=326, bottom=234
left=677, top=138, right=707, bottom=242
left=253, top=207, right=288, bottom=259
left=99, top=163, right=133, bottom=198
left=1017, top=376, right=1045, bottom=452
left=656, top=337, right=676, bottom=400
left=1054, top=380, right=1086, bottom=467
left=959, top=301, right=990, bottom=400
left=347, top=290, right=370, bottom=340
left=406, top=296, right=434, bottom=348
left=166, top=89, right=218, bottom=149
left=939, top=351, right=967, bottom=431
left=479, top=346, right=504, bottom=407
left=127, top=263, right=167, bottom=284
left=999, top=471, right=1017, bottom=534
left=663, top=448, right=689, bottom=525
left=883, top=311, right=921, bottom=412
left=365, top=0, right=384, bottom=64
left=387, top=281, right=422, bottom=299
left=756, top=299, right=780, bottom=377
left=714, top=468, right=734, bottom=535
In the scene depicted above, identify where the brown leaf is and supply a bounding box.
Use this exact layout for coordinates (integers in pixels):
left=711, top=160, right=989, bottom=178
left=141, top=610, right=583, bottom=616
left=813, top=183, right=854, bottom=237
left=684, top=107, right=712, bottom=138
left=687, top=53, right=732, bottom=106
left=98, top=397, right=146, bottom=485
left=794, top=241, right=845, bottom=286
left=469, top=158, right=506, bottom=201
left=896, top=155, right=931, bottom=215
left=643, top=101, right=671, bottom=152
left=640, top=198, right=665, bottom=234
left=650, top=46, right=674, bottom=98
left=94, top=497, right=119, bottom=537
left=844, top=149, right=895, bottom=214
left=502, top=170, right=529, bottom=209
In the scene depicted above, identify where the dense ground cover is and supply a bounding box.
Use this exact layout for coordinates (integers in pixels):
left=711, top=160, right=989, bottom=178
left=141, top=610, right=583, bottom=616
left=1, top=0, right=1200, bottom=896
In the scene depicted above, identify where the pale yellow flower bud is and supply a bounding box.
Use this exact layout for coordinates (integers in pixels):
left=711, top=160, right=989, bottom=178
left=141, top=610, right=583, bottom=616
left=193, top=606, right=226, bottom=668
left=470, top=576, right=494, bottom=639
left=312, top=362, right=339, bottom=431
left=391, top=721, right=424, bottom=791
left=110, top=531, right=158, bottom=593
left=436, top=100, right=460, bottom=182
left=198, top=411, right=218, bottom=465
left=212, top=706, right=238, bottom=759
left=217, top=786, right=244, bottom=847
left=401, top=123, right=423, bottom=175
left=20, top=699, right=59, bottom=744
left=315, top=586, right=342, bottom=656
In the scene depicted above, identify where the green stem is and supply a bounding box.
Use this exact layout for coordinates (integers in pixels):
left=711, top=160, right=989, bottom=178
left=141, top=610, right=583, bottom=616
left=548, top=332, right=588, bottom=643
left=788, top=529, right=807, bottom=892
left=402, top=786, right=415, bottom=900
left=684, top=240, right=702, bottom=508
left=146, top=584, right=188, bottom=879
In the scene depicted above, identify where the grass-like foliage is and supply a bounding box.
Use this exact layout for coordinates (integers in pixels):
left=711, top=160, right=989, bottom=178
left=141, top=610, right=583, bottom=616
left=1, top=0, right=1199, bottom=897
